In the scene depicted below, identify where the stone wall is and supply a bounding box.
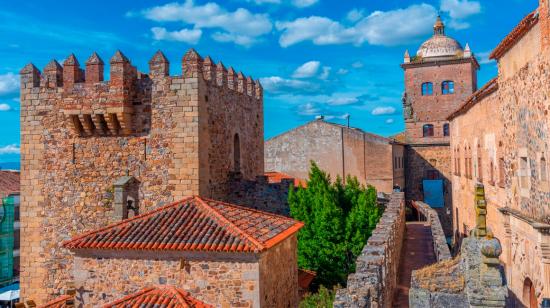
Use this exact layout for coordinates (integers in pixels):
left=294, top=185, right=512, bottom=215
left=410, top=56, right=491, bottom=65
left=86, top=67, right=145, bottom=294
left=334, top=192, right=406, bottom=308
left=72, top=250, right=261, bottom=307
left=265, top=120, right=404, bottom=194
left=413, top=201, right=452, bottom=262
left=449, top=29, right=550, bottom=303
left=405, top=145, right=453, bottom=236
left=19, top=49, right=264, bottom=303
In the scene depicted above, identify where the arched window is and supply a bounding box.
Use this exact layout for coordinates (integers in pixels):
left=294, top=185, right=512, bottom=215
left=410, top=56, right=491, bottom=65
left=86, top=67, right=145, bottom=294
left=233, top=133, right=241, bottom=172
left=443, top=123, right=450, bottom=136
left=541, top=156, right=547, bottom=181
left=423, top=124, right=434, bottom=137
left=442, top=81, right=454, bottom=94
left=421, top=82, right=433, bottom=96
left=477, top=143, right=483, bottom=181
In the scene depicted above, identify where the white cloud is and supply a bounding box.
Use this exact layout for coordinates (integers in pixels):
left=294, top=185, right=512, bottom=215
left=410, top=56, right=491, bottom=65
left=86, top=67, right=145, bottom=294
left=372, top=106, right=396, bottom=116
left=291, top=0, right=318, bottom=8
left=476, top=51, right=494, bottom=65
left=346, top=9, right=364, bottom=22
left=440, top=0, right=481, bottom=20
left=0, top=144, right=20, bottom=155
left=151, top=27, right=202, bottom=44
left=351, top=61, right=364, bottom=69
left=292, top=61, right=321, bottom=78
left=259, top=76, right=319, bottom=94
left=327, top=97, right=358, bottom=106
left=298, top=102, right=321, bottom=115
left=0, top=73, right=18, bottom=96
left=337, top=68, right=348, bottom=75
left=249, top=0, right=281, bottom=4
left=385, top=118, right=395, bottom=124
left=141, top=1, right=272, bottom=46
left=0, top=104, right=11, bottom=111
left=276, top=4, right=437, bottom=47
left=441, top=0, right=481, bottom=30
left=319, top=66, right=331, bottom=80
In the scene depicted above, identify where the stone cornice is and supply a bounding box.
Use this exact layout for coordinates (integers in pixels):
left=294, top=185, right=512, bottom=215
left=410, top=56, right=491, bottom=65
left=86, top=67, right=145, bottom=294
left=498, top=207, right=550, bottom=234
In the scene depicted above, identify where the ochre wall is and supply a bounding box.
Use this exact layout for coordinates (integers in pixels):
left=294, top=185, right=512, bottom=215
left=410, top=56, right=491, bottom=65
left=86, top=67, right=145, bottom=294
left=264, top=120, right=402, bottom=193
left=72, top=250, right=261, bottom=307
left=451, top=24, right=550, bottom=303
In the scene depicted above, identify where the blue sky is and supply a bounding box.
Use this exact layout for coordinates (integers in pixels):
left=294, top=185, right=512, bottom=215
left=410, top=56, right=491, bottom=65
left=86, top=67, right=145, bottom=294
left=0, top=0, right=537, bottom=165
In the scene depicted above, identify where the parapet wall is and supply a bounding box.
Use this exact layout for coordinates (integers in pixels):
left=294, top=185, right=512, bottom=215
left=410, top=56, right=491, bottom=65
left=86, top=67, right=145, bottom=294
left=334, top=192, right=406, bottom=308
left=413, top=201, right=452, bottom=262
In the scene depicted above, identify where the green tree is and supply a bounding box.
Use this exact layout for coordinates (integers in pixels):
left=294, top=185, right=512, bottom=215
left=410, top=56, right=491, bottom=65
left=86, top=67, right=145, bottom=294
left=289, top=162, right=383, bottom=288
left=299, top=286, right=335, bottom=308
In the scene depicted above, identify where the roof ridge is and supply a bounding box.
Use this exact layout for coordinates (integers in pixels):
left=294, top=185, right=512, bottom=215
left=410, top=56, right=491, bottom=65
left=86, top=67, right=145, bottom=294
left=193, top=196, right=265, bottom=251
left=63, top=196, right=195, bottom=248
left=38, top=295, right=72, bottom=308
left=103, top=285, right=211, bottom=307
left=198, top=196, right=300, bottom=222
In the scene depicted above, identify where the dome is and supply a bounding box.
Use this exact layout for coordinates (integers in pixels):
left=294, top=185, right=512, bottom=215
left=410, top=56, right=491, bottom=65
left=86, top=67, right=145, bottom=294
left=416, top=16, right=464, bottom=60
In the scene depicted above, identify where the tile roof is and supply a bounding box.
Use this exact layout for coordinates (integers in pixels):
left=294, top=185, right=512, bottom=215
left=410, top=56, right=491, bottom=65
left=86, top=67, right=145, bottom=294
left=103, top=286, right=211, bottom=308
left=265, top=171, right=307, bottom=187
left=447, top=78, right=499, bottom=121
left=490, top=10, right=539, bottom=60
left=63, top=196, right=303, bottom=253
left=0, top=171, right=19, bottom=198
left=298, top=269, right=316, bottom=290
left=38, top=295, right=72, bottom=308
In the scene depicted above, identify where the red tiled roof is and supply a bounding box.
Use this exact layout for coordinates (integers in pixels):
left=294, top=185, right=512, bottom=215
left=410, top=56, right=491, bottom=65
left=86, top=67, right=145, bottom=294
left=63, top=196, right=303, bottom=253
left=38, top=295, right=72, bottom=308
left=0, top=171, right=19, bottom=198
left=103, top=286, right=211, bottom=308
left=490, top=10, right=539, bottom=60
left=265, top=171, right=307, bottom=188
left=447, top=78, right=499, bottom=121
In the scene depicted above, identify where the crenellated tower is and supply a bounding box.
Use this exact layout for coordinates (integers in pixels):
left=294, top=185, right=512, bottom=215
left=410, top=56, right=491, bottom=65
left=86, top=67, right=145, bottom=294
left=19, top=49, right=264, bottom=303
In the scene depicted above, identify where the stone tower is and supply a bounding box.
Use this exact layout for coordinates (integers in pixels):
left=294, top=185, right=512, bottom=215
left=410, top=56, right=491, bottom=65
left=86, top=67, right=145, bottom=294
left=19, top=49, right=264, bottom=302
left=401, top=17, right=479, bottom=235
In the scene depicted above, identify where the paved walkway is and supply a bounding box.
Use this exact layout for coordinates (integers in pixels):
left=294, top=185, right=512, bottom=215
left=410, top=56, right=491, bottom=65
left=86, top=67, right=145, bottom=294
left=392, top=222, right=437, bottom=308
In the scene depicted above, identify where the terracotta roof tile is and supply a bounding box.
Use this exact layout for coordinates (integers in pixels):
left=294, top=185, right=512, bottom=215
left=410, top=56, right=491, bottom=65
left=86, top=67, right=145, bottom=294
left=38, top=295, right=72, bottom=308
left=265, top=171, right=307, bottom=187
left=0, top=171, right=19, bottom=198
left=448, top=78, right=498, bottom=120
left=103, top=286, right=211, bottom=308
left=490, top=10, right=539, bottom=60
left=63, top=196, right=303, bottom=253
left=298, top=269, right=316, bottom=290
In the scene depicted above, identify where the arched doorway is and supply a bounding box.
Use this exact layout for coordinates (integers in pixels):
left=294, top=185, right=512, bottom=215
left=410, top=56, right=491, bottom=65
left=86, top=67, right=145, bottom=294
left=522, top=278, right=537, bottom=308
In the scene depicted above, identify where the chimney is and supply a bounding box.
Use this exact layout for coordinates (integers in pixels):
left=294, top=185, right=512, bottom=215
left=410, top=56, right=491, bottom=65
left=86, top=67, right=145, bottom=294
left=404, top=50, right=411, bottom=64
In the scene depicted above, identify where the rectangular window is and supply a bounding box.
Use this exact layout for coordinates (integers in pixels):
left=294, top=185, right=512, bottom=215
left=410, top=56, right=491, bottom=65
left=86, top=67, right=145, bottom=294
left=498, top=158, right=505, bottom=187
left=519, top=156, right=529, bottom=189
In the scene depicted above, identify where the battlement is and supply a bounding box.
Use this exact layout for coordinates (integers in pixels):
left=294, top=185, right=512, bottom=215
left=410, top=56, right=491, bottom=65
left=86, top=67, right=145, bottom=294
left=19, top=48, right=262, bottom=137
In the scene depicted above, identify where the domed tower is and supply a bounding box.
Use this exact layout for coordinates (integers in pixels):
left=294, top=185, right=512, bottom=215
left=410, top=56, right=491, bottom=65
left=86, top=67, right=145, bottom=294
left=401, top=16, right=479, bottom=236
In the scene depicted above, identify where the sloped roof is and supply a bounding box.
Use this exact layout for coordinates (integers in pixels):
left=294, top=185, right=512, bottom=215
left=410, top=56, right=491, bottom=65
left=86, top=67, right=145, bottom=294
left=63, top=196, right=303, bottom=253
left=447, top=78, right=499, bottom=121
left=490, top=10, right=539, bottom=60
left=0, top=171, right=19, bottom=197
left=103, top=286, right=211, bottom=308
left=265, top=171, right=307, bottom=187
left=38, top=295, right=72, bottom=308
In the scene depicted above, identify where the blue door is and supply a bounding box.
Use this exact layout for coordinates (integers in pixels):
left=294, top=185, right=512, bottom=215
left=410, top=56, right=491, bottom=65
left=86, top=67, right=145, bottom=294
left=423, top=179, right=444, bottom=208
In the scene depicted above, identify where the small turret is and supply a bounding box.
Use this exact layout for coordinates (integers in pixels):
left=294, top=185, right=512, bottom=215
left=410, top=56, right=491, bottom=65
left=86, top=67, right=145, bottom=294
left=246, top=76, right=254, bottom=96
left=227, top=67, right=237, bottom=90
left=203, top=56, right=215, bottom=81
left=20, top=63, right=41, bottom=88
left=63, top=54, right=83, bottom=89
left=216, top=62, right=227, bottom=87
left=254, top=79, right=263, bottom=100
left=182, top=48, right=203, bottom=78
left=404, top=50, right=411, bottom=64
left=85, top=52, right=104, bottom=84
left=434, top=15, right=445, bottom=35
left=43, top=60, right=63, bottom=87
left=110, top=50, right=135, bottom=87
left=464, top=43, right=472, bottom=58
left=237, top=72, right=246, bottom=94
left=149, top=50, right=169, bottom=78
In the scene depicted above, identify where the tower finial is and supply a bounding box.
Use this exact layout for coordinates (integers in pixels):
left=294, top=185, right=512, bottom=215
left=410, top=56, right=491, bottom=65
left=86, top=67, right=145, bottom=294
left=434, top=15, right=445, bottom=35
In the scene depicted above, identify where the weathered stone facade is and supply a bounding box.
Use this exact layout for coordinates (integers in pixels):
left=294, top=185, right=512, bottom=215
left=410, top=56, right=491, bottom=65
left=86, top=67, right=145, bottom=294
left=334, top=192, right=405, bottom=308
left=449, top=4, right=550, bottom=305
left=71, top=235, right=298, bottom=308
left=401, top=18, right=479, bottom=237
left=19, top=49, right=272, bottom=303
left=265, top=120, right=405, bottom=194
